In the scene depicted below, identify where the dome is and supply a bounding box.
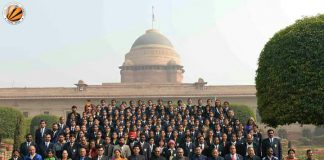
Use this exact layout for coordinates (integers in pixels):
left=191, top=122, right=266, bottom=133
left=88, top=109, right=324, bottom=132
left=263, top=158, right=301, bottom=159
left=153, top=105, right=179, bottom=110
left=131, top=29, right=173, bottom=49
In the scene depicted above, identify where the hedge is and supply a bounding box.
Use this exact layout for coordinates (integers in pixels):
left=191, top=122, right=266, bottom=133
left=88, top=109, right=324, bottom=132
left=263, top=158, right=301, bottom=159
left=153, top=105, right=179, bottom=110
left=0, top=106, right=25, bottom=149
left=30, top=114, right=59, bottom=136
left=230, top=104, right=256, bottom=124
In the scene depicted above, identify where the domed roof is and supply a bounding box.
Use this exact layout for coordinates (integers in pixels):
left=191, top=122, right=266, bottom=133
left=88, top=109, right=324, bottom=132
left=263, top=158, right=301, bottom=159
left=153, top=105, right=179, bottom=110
left=131, top=29, right=173, bottom=49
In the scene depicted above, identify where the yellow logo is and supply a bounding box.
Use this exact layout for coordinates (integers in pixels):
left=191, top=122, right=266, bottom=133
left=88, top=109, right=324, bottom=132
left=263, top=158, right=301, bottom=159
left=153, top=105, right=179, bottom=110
left=3, top=2, right=24, bottom=25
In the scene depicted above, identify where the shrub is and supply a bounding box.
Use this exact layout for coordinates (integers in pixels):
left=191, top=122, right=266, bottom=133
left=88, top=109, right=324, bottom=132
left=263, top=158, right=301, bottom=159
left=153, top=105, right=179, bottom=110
left=0, top=107, right=25, bottom=149
left=30, top=115, right=59, bottom=136
left=312, top=135, right=324, bottom=145
left=302, top=128, right=312, bottom=138
left=313, top=125, right=324, bottom=136
left=230, top=104, right=256, bottom=125
left=256, top=14, right=324, bottom=127
left=298, top=137, right=312, bottom=145
left=278, top=128, right=288, bottom=139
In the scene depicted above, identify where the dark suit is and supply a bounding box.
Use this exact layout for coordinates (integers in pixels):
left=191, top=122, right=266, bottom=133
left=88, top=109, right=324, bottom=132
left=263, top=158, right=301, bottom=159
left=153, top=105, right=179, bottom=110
left=181, top=142, right=195, bottom=158
left=163, top=148, right=177, bottom=160
left=20, top=141, right=37, bottom=157
left=237, top=142, right=260, bottom=157
left=136, top=141, right=150, bottom=160
left=35, top=127, right=51, bottom=146
left=190, top=154, right=208, bottom=160
left=93, top=155, right=109, bottom=160
left=208, top=157, right=224, bottom=160
left=207, top=144, right=224, bottom=158
left=104, top=144, right=114, bottom=158
left=244, top=155, right=261, bottom=160
left=37, top=141, right=54, bottom=158
left=77, top=156, right=92, bottom=160
left=50, top=129, right=62, bottom=143
left=261, top=138, right=281, bottom=160
left=63, top=142, right=80, bottom=159
left=224, top=154, right=243, bottom=160
left=128, top=155, right=146, bottom=160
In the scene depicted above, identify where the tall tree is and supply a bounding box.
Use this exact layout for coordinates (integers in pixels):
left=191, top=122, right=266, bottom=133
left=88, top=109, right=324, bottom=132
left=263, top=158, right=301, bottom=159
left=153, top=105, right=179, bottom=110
left=256, top=14, right=324, bottom=127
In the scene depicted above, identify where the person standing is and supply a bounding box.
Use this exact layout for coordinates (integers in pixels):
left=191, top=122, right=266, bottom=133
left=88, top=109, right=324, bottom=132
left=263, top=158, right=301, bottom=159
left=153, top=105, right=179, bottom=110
left=20, top=134, right=37, bottom=157
left=261, top=129, right=282, bottom=160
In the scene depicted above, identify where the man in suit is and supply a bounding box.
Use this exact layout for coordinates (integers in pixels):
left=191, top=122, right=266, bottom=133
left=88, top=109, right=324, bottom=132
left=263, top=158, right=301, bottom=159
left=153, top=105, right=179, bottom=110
left=35, top=120, right=51, bottom=146
left=190, top=146, right=208, bottom=160
left=38, top=133, right=54, bottom=158
left=147, top=137, right=156, bottom=160
left=237, top=134, right=260, bottom=157
left=50, top=123, right=61, bottom=143
left=58, top=116, right=67, bottom=131
left=181, top=136, right=195, bottom=158
left=196, top=136, right=209, bottom=156
left=244, top=147, right=261, bottom=160
left=20, top=133, right=37, bottom=157
left=63, top=134, right=80, bottom=160
left=261, top=129, right=281, bottom=160
left=207, top=137, right=224, bottom=158
left=136, top=133, right=150, bottom=160
left=113, top=137, right=132, bottom=158
left=224, top=145, right=243, bottom=160
left=78, top=147, right=92, bottom=160
left=66, top=105, right=81, bottom=126
left=172, top=148, right=189, bottom=160
left=261, top=148, right=278, bottom=160
left=103, top=136, right=114, bottom=158
left=128, top=145, right=146, bottom=160
left=94, top=146, right=109, bottom=160
left=208, top=148, right=224, bottom=160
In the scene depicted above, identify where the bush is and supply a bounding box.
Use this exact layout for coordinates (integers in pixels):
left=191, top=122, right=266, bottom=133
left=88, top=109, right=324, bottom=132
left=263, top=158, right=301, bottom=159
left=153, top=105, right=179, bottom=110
left=30, top=115, right=59, bottom=136
left=302, top=128, right=312, bottom=138
left=298, top=137, right=312, bottom=145
left=256, top=14, right=324, bottom=127
left=278, top=128, right=288, bottom=139
left=312, top=135, right=324, bottom=145
left=313, top=125, right=324, bottom=136
left=230, top=104, right=256, bottom=125
left=0, top=107, right=25, bottom=149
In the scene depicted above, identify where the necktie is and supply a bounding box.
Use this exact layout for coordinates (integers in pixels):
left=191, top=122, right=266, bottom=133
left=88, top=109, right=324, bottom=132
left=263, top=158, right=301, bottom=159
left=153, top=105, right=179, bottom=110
left=46, top=142, right=49, bottom=148
left=41, top=128, right=44, bottom=137
left=231, top=154, right=235, bottom=160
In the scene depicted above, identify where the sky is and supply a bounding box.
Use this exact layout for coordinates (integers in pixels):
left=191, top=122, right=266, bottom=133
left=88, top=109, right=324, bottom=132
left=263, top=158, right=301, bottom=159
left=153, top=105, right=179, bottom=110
left=0, top=0, right=323, bottom=87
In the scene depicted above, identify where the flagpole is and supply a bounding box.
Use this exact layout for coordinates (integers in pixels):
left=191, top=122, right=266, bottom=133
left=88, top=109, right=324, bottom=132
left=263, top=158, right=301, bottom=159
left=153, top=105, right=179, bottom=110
left=152, top=6, right=154, bottom=29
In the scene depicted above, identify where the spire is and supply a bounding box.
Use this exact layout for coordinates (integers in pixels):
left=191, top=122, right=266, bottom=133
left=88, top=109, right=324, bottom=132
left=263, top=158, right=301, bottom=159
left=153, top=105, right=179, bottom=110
left=152, top=6, right=155, bottom=29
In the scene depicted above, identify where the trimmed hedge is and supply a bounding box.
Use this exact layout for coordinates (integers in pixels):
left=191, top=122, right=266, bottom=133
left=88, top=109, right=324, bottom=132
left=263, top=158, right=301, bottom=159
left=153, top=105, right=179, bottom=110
left=30, top=115, right=59, bottom=136
left=231, top=104, right=256, bottom=124
left=0, top=107, right=25, bottom=149
left=256, top=14, right=324, bottom=127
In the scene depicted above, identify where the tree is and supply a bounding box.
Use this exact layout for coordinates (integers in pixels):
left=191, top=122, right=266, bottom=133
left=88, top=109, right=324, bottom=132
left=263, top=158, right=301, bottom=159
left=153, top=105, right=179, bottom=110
left=256, top=14, right=324, bottom=127
left=0, top=107, right=25, bottom=149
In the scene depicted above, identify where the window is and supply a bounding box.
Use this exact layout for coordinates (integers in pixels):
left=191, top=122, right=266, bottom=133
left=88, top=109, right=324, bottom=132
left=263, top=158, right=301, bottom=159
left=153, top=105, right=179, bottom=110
left=44, top=111, right=49, bottom=115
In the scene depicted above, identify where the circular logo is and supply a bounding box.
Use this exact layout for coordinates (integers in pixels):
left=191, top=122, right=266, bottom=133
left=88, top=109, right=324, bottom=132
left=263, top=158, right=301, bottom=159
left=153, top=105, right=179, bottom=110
left=3, top=2, right=25, bottom=25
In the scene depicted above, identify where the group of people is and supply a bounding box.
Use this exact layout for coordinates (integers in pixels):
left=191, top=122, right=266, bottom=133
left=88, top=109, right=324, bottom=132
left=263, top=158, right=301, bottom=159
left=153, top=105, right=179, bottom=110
left=11, top=98, right=316, bottom=160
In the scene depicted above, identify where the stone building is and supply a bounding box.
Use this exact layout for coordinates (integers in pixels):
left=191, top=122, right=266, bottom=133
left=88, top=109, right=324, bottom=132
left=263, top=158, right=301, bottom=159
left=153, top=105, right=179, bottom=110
left=0, top=29, right=256, bottom=118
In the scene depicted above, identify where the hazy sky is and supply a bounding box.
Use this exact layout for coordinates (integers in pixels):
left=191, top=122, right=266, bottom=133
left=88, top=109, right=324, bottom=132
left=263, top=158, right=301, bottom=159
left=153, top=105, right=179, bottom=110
left=0, top=0, right=323, bottom=87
